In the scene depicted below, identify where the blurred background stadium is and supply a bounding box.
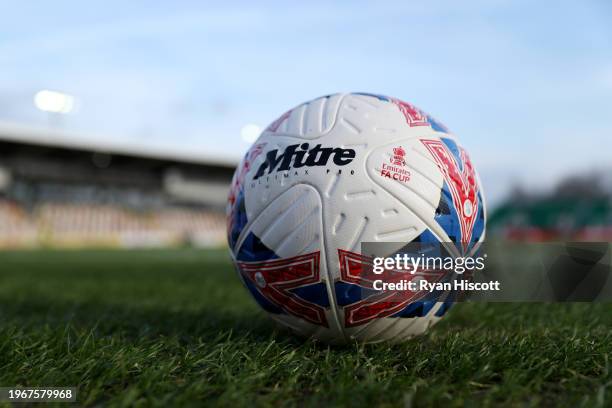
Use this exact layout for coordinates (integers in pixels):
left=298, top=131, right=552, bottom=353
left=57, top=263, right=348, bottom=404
left=0, top=123, right=233, bottom=248
left=1, top=121, right=611, bottom=249
left=1, top=2, right=610, bottom=405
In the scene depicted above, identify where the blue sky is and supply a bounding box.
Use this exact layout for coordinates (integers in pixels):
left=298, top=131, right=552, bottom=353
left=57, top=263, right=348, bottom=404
left=0, top=0, right=610, bottom=204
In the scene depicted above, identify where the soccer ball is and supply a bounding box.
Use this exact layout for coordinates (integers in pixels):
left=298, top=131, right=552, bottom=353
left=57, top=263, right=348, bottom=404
left=227, top=93, right=486, bottom=344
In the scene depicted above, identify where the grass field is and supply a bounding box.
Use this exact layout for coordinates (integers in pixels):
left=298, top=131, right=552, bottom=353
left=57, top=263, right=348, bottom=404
left=0, top=249, right=610, bottom=407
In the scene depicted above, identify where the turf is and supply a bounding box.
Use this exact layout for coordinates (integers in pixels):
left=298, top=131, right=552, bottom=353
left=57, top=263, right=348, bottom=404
left=0, top=249, right=610, bottom=407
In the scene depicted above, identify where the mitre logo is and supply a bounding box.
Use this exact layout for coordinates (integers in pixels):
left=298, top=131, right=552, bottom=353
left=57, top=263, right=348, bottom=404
left=253, top=143, right=356, bottom=180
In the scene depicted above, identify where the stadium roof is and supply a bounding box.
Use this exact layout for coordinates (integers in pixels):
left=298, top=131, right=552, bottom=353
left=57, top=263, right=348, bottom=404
left=0, top=120, right=240, bottom=169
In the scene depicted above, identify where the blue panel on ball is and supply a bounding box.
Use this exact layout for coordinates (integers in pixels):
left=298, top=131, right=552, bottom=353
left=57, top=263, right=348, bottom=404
left=392, top=301, right=436, bottom=318
left=470, top=192, right=486, bottom=247
left=242, top=276, right=283, bottom=314
left=441, top=137, right=464, bottom=172
left=236, top=232, right=279, bottom=263
left=434, top=181, right=462, bottom=243
left=435, top=299, right=454, bottom=317
left=334, top=281, right=379, bottom=306
left=228, top=188, right=248, bottom=250
left=290, top=283, right=330, bottom=308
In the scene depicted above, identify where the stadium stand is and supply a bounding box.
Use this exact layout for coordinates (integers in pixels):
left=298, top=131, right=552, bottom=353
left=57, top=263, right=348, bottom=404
left=489, top=179, right=612, bottom=241
left=0, top=122, right=236, bottom=248
left=0, top=198, right=37, bottom=247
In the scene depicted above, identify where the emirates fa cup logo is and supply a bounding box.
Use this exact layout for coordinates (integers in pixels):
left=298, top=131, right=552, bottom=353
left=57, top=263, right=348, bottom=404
left=391, top=146, right=406, bottom=166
